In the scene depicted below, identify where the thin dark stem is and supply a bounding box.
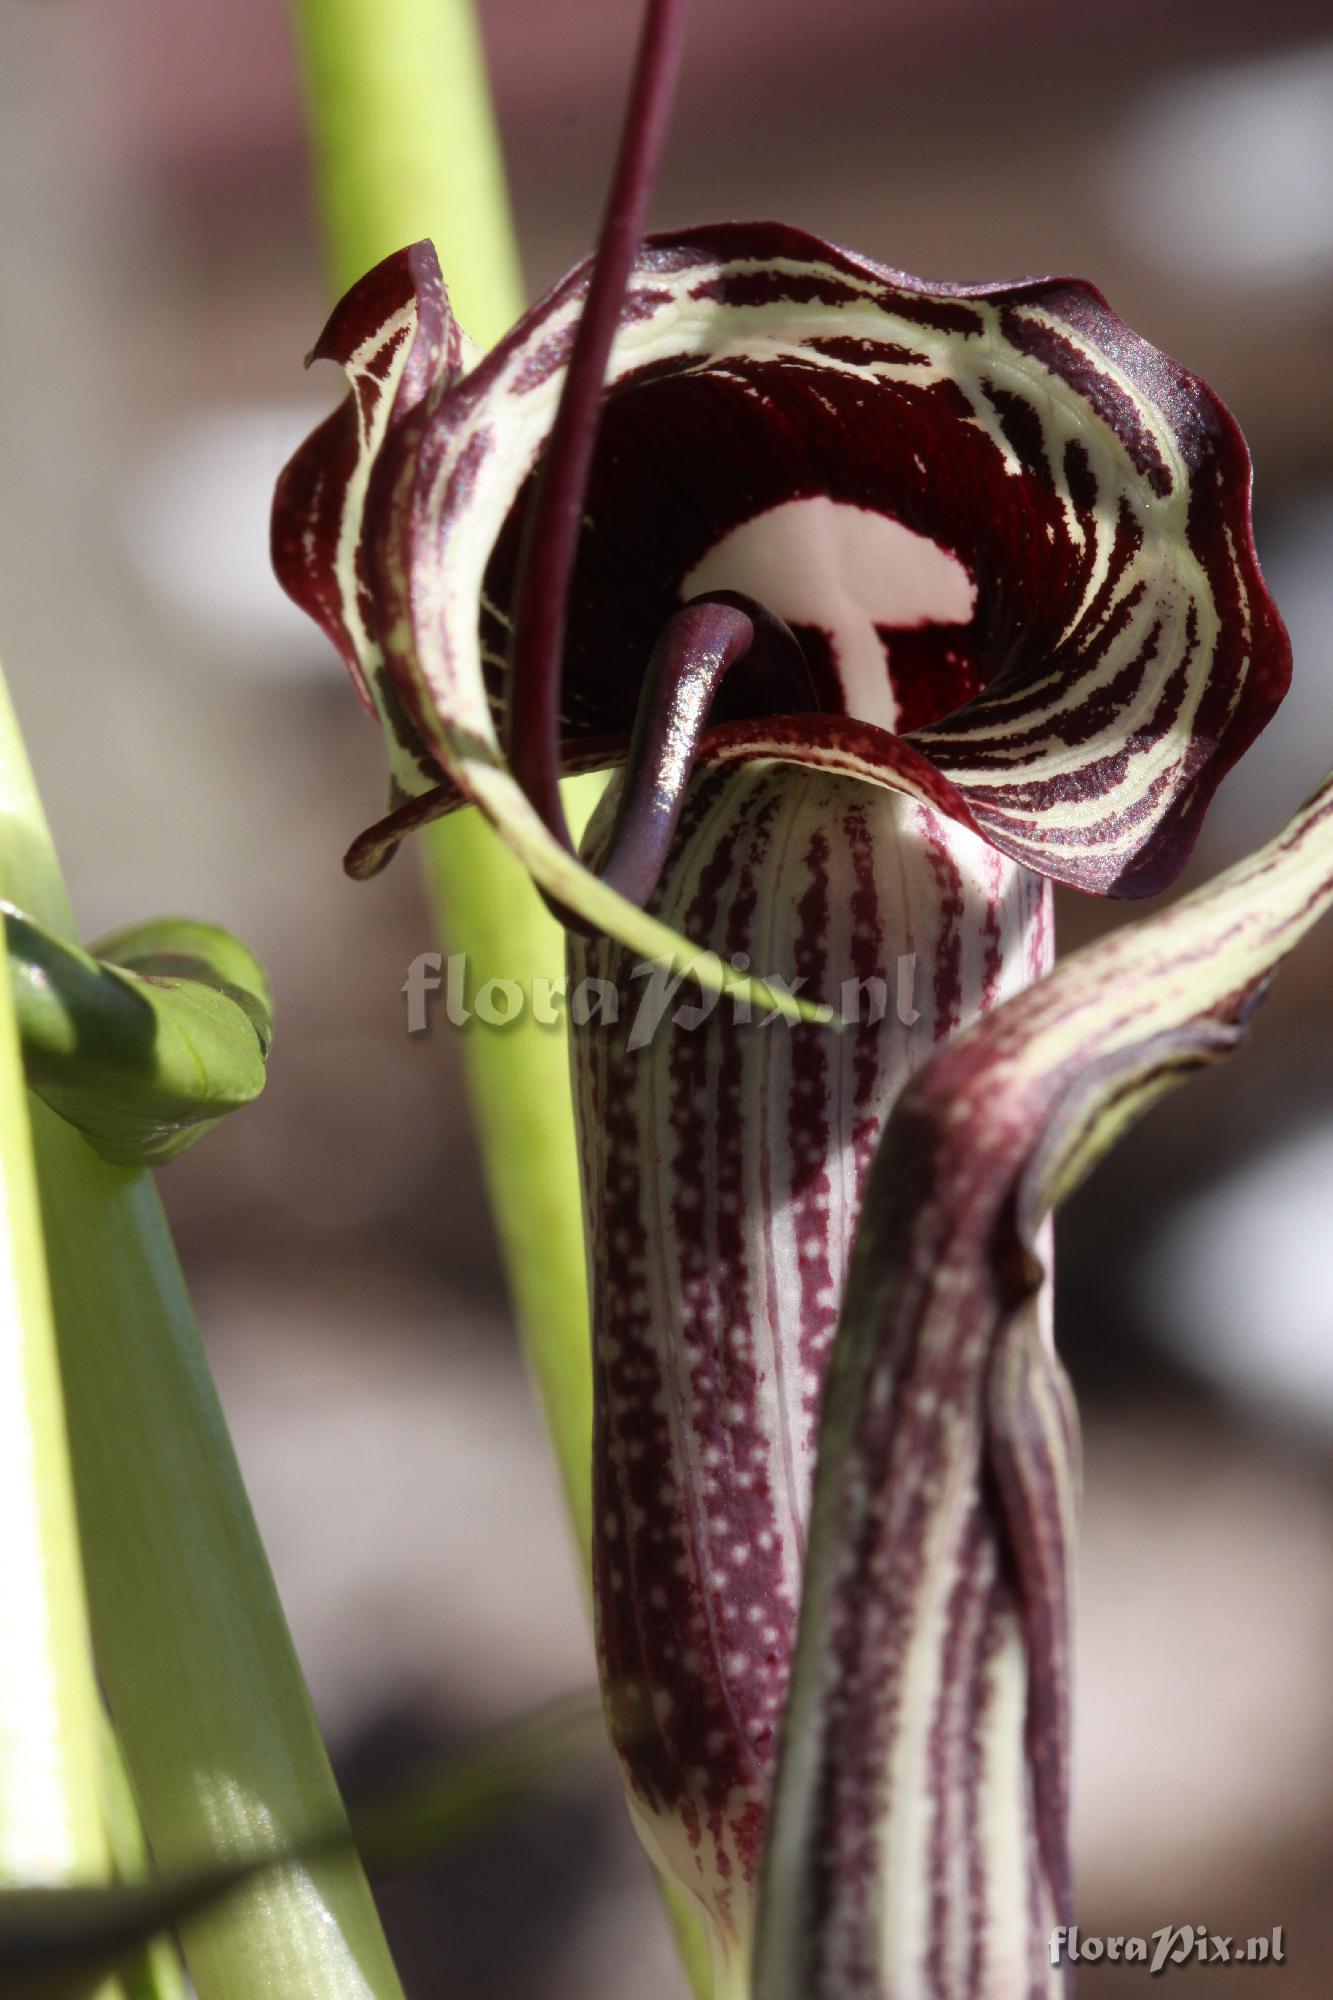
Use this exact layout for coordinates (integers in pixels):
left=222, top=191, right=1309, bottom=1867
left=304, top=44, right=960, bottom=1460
left=506, top=0, right=689, bottom=850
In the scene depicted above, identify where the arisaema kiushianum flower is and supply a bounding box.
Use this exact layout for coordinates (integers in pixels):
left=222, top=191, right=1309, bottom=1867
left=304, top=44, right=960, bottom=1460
left=273, top=4, right=1328, bottom=1993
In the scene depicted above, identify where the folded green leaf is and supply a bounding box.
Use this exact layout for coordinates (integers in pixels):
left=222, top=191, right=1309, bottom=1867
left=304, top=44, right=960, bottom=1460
left=756, top=770, right=1333, bottom=1999
left=4, top=909, right=272, bottom=1166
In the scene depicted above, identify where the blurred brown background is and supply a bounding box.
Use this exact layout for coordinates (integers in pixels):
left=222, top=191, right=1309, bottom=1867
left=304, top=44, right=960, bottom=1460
left=2, top=0, right=1331, bottom=1992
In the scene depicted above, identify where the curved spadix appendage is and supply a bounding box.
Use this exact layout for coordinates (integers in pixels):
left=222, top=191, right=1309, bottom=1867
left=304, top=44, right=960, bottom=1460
left=754, top=770, right=1333, bottom=2000
left=569, top=761, right=1052, bottom=1980
left=561, top=591, right=824, bottom=926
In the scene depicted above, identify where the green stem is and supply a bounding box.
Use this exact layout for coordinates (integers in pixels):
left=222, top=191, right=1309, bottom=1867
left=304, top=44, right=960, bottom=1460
left=292, top=0, right=522, bottom=331
left=289, top=0, right=597, bottom=1560
left=417, top=813, right=600, bottom=1549
left=0, top=667, right=402, bottom=2000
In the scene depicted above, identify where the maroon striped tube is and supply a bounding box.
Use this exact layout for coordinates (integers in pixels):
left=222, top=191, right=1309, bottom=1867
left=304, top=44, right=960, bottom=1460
left=570, top=761, right=1052, bottom=1977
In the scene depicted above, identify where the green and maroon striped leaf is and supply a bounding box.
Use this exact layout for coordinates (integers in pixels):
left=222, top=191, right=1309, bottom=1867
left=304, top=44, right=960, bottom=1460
left=569, top=761, right=1052, bottom=1982
left=273, top=224, right=1288, bottom=971
left=754, top=770, right=1333, bottom=2000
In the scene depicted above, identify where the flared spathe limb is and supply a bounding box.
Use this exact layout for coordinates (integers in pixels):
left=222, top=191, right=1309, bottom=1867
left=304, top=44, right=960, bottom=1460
left=273, top=224, right=1289, bottom=961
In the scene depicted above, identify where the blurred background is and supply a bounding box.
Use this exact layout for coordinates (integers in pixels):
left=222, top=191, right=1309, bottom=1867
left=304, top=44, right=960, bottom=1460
left=2, top=0, right=1332, bottom=1991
